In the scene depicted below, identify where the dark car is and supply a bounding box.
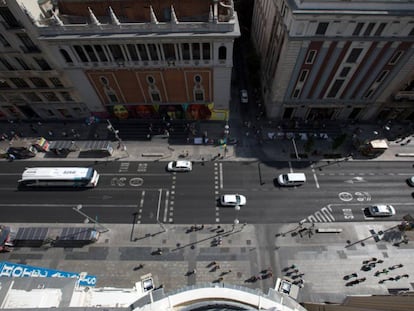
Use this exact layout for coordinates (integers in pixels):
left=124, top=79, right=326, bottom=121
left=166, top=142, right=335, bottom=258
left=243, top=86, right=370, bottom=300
left=7, top=147, right=36, bottom=159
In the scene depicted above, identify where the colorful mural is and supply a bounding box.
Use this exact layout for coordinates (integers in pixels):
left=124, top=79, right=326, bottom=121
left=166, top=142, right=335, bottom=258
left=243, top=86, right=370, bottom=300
left=108, top=103, right=228, bottom=121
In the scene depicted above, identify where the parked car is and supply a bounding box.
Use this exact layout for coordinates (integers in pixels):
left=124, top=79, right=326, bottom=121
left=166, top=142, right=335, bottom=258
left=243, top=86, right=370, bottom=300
left=367, top=204, right=396, bottom=217
left=167, top=160, right=192, bottom=172
left=220, top=194, right=246, bottom=207
left=240, top=89, right=248, bottom=104
left=6, top=147, right=36, bottom=159
left=407, top=176, right=414, bottom=186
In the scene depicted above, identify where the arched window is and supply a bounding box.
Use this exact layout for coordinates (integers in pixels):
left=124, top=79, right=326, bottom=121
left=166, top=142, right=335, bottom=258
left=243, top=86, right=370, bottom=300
left=218, top=46, right=226, bottom=60
left=146, top=75, right=161, bottom=103
left=59, top=49, right=73, bottom=63
left=193, top=75, right=204, bottom=102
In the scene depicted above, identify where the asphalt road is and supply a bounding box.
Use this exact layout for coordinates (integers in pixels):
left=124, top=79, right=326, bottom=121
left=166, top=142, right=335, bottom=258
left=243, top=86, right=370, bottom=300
left=0, top=160, right=413, bottom=224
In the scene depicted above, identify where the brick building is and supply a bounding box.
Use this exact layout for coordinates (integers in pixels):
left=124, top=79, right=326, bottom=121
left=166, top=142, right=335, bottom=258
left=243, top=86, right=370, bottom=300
left=251, top=0, right=414, bottom=122
left=0, top=0, right=240, bottom=121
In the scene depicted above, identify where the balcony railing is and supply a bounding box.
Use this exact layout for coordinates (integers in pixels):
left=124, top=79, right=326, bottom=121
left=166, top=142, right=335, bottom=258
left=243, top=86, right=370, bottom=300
left=36, top=20, right=238, bottom=38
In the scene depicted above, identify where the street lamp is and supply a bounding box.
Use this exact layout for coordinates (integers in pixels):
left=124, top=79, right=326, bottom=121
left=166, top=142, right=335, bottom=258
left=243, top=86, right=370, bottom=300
left=224, top=123, right=230, bottom=157
left=232, top=205, right=240, bottom=231
left=72, top=204, right=109, bottom=233
left=107, top=119, right=129, bottom=157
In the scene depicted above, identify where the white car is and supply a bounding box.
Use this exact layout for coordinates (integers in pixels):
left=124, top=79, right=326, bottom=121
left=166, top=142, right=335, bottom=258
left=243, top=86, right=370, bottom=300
left=367, top=204, right=396, bottom=217
left=220, top=194, right=246, bottom=207
left=167, top=160, right=192, bottom=172
left=407, top=176, right=414, bottom=186
left=240, top=89, right=248, bottom=104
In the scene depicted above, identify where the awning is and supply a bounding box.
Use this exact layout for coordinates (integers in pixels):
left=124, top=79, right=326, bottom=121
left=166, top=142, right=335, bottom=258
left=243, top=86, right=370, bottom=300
left=79, top=141, right=113, bottom=155
left=80, top=140, right=112, bottom=151
left=49, top=140, right=78, bottom=151
left=369, top=139, right=388, bottom=149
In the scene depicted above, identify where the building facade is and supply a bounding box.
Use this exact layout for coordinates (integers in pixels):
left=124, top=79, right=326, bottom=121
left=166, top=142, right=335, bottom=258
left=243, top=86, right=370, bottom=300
left=0, top=0, right=240, bottom=121
left=251, top=0, right=414, bottom=122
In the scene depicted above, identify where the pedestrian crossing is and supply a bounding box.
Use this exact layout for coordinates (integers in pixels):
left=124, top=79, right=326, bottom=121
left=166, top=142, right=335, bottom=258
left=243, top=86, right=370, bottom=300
left=301, top=206, right=335, bottom=223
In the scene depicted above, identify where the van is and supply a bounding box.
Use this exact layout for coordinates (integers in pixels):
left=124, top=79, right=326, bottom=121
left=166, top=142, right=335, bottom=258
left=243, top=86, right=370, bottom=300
left=277, top=173, right=306, bottom=186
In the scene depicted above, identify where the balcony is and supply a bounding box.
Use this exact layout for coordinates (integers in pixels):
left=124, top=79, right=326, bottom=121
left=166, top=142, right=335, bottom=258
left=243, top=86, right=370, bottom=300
left=394, top=91, right=414, bottom=101
left=36, top=19, right=238, bottom=39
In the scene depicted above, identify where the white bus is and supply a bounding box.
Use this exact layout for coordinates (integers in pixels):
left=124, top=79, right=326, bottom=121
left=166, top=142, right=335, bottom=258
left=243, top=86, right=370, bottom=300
left=18, top=167, right=100, bottom=188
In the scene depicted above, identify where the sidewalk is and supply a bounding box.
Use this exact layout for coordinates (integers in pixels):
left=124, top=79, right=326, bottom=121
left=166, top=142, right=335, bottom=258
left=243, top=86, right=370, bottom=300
left=1, top=119, right=414, bottom=162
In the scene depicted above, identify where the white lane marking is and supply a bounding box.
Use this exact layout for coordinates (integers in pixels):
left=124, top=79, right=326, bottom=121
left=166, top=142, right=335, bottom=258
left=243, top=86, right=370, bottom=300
left=311, top=164, right=320, bottom=189
left=219, top=163, right=223, bottom=189
left=156, top=188, right=163, bottom=222
left=136, top=190, right=145, bottom=224
left=164, top=190, right=169, bottom=223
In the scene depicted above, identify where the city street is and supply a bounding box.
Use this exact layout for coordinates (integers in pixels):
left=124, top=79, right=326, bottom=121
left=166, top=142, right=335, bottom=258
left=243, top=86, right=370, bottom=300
left=0, top=160, right=412, bottom=224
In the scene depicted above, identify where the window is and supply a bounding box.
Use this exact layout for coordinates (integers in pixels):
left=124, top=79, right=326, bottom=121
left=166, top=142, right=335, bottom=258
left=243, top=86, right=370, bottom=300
left=17, top=33, right=39, bottom=52
left=150, top=91, right=161, bottom=102
left=353, top=23, right=364, bottom=36
left=182, top=43, right=190, bottom=60
left=10, top=78, right=29, bottom=88
left=30, top=77, right=48, bottom=88
left=193, top=75, right=204, bottom=101
left=0, top=7, right=21, bottom=28
left=109, top=45, right=124, bottom=61
left=192, top=43, right=200, bottom=60
left=94, top=45, right=108, bottom=62
left=389, top=51, right=403, bottom=64
left=163, top=44, right=176, bottom=60
left=339, top=67, right=351, bottom=77
left=137, top=44, right=149, bottom=61
left=202, top=43, right=210, bottom=60
left=218, top=46, right=226, bottom=60
left=0, top=34, right=10, bottom=47
left=298, top=70, right=308, bottom=82
left=0, top=80, right=11, bottom=89
left=376, top=70, right=389, bottom=83
left=374, top=23, right=387, bottom=36
left=364, top=89, right=374, bottom=99
left=283, top=108, right=294, bottom=119
left=60, top=92, right=74, bottom=101
left=292, top=89, right=301, bottom=98
left=24, top=92, right=42, bottom=102
left=363, top=23, right=375, bottom=36
left=327, top=79, right=344, bottom=98
left=74, top=46, right=88, bottom=62
left=127, top=44, right=138, bottom=61
left=147, top=76, right=155, bottom=84
left=194, top=89, right=204, bottom=101
left=316, top=22, right=329, bottom=35
left=348, top=108, right=362, bottom=119
left=41, top=92, right=60, bottom=102
left=0, top=57, right=15, bottom=70
left=148, top=44, right=159, bottom=61
left=346, top=48, right=363, bottom=63
left=60, top=49, right=73, bottom=63
left=15, top=57, right=30, bottom=70
left=50, top=78, right=63, bottom=87
left=305, top=50, right=316, bottom=64
left=84, top=45, right=98, bottom=62
left=34, top=57, right=51, bottom=70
